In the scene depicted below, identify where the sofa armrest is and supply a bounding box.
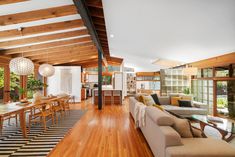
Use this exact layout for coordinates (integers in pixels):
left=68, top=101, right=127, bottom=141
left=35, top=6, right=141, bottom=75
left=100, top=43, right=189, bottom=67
left=193, top=101, right=208, bottom=110
left=160, top=126, right=182, bottom=147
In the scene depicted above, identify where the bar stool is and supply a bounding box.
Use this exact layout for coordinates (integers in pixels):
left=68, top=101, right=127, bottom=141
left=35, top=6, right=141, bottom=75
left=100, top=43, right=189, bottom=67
left=113, top=90, right=122, bottom=105
left=103, top=90, right=113, bottom=105
left=94, top=90, right=100, bottom=105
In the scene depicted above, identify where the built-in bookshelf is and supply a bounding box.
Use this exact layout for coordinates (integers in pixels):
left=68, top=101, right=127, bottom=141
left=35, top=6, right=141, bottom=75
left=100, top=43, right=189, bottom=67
left=160, top=69, right=189, bottom=96
left=126, top=73, right=136, bottom=95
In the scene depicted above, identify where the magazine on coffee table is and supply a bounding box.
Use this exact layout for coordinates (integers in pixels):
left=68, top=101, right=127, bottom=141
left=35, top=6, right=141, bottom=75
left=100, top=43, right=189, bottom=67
left=207, top=116, right=223, bottom=123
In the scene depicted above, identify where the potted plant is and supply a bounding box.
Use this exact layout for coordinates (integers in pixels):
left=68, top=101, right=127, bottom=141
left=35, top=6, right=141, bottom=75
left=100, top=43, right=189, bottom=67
left=27, top=79, right=47, bottom=103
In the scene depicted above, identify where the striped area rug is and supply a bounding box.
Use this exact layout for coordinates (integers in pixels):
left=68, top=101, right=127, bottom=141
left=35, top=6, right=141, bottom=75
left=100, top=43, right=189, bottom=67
left=0, top=110, right=86, bottom=157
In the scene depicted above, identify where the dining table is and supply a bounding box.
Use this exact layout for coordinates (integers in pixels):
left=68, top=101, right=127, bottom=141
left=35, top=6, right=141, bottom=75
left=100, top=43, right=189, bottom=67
left=0, top=96, right=67, bottom=138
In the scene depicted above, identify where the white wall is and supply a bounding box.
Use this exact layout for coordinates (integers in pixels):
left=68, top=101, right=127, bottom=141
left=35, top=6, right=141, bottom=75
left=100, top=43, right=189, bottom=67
left=47, top=66, right=81, bottom=102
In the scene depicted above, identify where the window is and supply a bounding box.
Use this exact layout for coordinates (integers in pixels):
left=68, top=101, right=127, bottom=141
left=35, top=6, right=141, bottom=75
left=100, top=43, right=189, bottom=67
left=192, top=80, right=213, bottom=114
left=215, top=67, right=229, bottom=77
left=27, top=74, right=35, bottom=99
left=203, top=68, right=213, bottom=77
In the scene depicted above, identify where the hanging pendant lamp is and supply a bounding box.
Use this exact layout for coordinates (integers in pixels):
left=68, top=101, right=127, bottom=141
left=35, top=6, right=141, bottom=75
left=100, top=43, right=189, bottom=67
left=39, top=63, right=55, bottom=77
left=9, top=57, right=34, bottom=75
left=38, top=48, right=55, bottom=77
left=9, top=28, right=34, bottom=75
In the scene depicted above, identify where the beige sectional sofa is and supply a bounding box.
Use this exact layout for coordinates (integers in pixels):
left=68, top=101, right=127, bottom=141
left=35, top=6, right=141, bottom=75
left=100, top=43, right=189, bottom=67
left=146, top=94, right=208, bottom=117
left=129, top=97, right=235, bottom=157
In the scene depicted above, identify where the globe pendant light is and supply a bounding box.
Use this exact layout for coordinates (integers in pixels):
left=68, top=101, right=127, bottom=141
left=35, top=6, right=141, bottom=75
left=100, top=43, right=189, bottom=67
left=9, top=57, right=34, bottom=75
left=39, top=63, right=55, bottom=77
left=9, top=28, right=34, bottom=75
left=38, top=50, right=55, bottom=77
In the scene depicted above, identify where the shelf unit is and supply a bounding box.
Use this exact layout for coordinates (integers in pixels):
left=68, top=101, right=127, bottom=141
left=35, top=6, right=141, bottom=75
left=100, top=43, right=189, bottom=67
left=160, top=69, right=189, bottom=96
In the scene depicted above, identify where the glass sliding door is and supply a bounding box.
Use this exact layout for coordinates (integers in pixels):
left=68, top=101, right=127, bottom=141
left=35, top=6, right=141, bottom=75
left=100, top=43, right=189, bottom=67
left=0, top=67, right=4, bottom=103
left=216, top=80, right=235, bottom=118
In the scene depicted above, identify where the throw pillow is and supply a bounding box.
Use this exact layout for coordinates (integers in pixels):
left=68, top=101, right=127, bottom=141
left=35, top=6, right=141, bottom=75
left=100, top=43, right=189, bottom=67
left=139, top=95, right=145, bottom=104
left=171, top=115, right=193, bottom=138
left=178, top=100, right=192, bottom=107
left=143, top=95, right=155, bottom=106
left=171, top=97, right=181, bottom=106
left=181, top=95, right=192, bottom=101
left=151, top=94, right=161, bottom=105
left=191, top=127, right=203, bottom=138
left=153, top=104, right=164, bottom=111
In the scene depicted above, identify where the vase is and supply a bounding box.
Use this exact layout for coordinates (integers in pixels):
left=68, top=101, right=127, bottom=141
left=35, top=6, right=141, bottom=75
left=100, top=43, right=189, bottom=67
left=33, top=91, right=42, bottom=103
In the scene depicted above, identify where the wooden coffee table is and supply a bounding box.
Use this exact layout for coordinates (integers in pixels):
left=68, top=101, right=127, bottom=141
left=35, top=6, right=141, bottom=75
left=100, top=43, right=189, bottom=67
left=192, top=115, right=235, bottom=142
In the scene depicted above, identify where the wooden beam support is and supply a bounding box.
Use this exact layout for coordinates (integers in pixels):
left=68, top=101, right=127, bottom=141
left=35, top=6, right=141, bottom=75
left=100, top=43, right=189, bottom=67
left=0, top=5, right=77, bottom=26
left=0, top=29, right=89, bottom=49
left=0, top=19, right=84, bottom=39
left=1, top=36, right=92, bottom=55
left=73, top=0, right=104, bottom=56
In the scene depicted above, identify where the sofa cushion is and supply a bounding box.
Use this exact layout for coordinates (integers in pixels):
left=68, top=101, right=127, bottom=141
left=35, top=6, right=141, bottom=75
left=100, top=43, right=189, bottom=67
left=171, top=97, right=181, bottom=106
left=153, top=104, right=164, bottom=111
left=134, top=93, right=148, bottom=101
left=166, top=138, right=235, bottom=157
left=143, top=95, right=155, bottom=106
left=170, top=115, right=193, bottom=138
left=162, top=105, right=208, bottom=116
left=151, top=94, right=161, bottom=105
left=146, top=106, right=174, bottom=126
left=178, top=100, right=192, bottom=108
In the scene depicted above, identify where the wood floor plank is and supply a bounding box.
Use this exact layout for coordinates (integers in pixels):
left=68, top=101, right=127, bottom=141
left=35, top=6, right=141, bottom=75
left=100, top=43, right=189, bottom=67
left=48, top=99, right=153, bottom=157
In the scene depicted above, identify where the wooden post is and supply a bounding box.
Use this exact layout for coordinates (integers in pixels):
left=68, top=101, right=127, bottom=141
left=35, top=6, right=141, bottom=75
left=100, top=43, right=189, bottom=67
left=213, top=80, right=217, bottom=116
left=43, top=77, right=47, bottom=96
left=3, top=65, right=10, bottom=103
left=98, top=49, right=102, bottom=110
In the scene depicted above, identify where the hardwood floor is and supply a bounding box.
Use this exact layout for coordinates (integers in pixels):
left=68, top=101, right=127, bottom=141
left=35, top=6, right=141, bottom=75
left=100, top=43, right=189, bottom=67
left=48, top=98, right=153, bottom=157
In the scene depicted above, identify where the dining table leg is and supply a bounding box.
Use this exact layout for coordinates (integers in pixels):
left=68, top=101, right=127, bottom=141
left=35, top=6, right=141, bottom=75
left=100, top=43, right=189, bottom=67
left=19, top=110, right=27, bottom=138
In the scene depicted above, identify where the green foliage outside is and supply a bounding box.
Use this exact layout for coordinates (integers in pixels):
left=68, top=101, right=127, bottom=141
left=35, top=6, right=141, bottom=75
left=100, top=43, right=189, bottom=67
left=217, top=97, right=228, bottom=108
left=27, top=75, right=47, bottom=99
left=183, top=87, right=190, bottom=95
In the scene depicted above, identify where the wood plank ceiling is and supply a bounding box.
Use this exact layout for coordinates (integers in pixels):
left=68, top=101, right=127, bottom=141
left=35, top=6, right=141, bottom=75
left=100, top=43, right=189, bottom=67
left=0, top=0, right=122, bottom=67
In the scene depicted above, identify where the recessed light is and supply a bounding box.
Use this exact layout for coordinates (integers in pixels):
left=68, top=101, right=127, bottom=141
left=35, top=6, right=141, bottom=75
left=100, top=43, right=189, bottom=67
left=110, top=34, right=114, bottom=38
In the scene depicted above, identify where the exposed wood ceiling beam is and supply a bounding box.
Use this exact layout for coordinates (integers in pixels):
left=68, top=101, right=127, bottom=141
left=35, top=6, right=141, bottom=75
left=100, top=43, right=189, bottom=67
left=0, top=0, right=28, bottom=5
left=29, top=47, right=96, bottom=60
left=1, top=36, right=92, bottom=55
left=86, top=0, right=103, bottom=8
left=35, top=51, right=97, bottom=63
left=0, top=29, right=89, bottom=49
left=50, top=55, right=98, bottom=65
left=0, top=5, right=77, bottom=26
left=92, top=17, right=105, bottom=25
left=12, top=42, right=94, bottom=57
left=94, top=24, right=106, bottom=31
left=0, top=19, right=84, bottom=39
left=73, top=0, right=104, bottom=55
left=89, top=7, right=104, bottom=18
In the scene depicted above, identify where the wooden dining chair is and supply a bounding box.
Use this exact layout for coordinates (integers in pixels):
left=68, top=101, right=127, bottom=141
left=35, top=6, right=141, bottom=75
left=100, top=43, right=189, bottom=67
left=51, top=100, right=64, bottom=124
left=28, top=102, right=54, bottom=132
left=61, top=97, right=71, bottom=115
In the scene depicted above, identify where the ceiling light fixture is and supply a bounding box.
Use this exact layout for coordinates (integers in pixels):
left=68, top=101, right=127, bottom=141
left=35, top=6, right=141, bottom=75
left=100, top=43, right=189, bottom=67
left=38, top=47, right=55, bottom=77
left=110, top=34, right=114, bottom=38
